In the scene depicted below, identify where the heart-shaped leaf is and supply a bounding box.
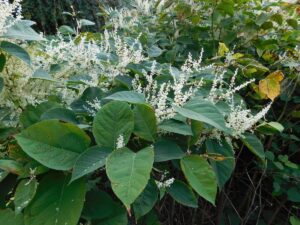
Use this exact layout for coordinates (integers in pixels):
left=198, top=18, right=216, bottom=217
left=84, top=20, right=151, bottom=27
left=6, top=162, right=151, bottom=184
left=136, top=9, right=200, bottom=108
left=106, top=147, right=154, bottom=208
left=16, top=120, right=90, bottom=171
left=93, top=101, right=134, bottom=149
left=181, top=155, right=217, bottom=205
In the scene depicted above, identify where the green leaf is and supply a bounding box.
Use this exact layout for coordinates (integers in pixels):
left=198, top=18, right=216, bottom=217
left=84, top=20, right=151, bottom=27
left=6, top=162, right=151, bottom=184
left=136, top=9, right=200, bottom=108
left=58, top=25, right=76, bottom=35
left=24, top=173, right=86, bottom=225
left=217, top=0, right=234, bottom=16
left=106, top=147, right=154, bottom=208
left=71, top=87, right=104, bottom=113
left=290, top=216, right=300, bottom=225
left=158, top=119, right=193, bottom=136
left=133, top=180, right=158, bottom=219
left=154, top=139, right=185, bottom=162
left=70, top=146, right=111, bottom=183
left=93, top=101, right=134, bottom=149
left=174, top=98, right=230, bottom=133
left=206, top=139, right=235, bottom=188
left=287, top=188, right=300, bottom=203
left=287, top=19, right=298, bottom=29
left=142, top=210, right=161, bottom=225
left=20, top=101, right=61, bottom=128
left=180, top=155, right=217, bottom=205
left=147, top=45, right=163, bottom=57
left=0, top=209, right=24, bottom=225
left=40, top=108, right=79, bottom=124
left=242, top=133, right=265, bottom=161
left=79, top=19, right=95, bottom=27
left=32, top=69, right=56, bottom=82
left=133, top=104, right=157, bottom=142
left=256, top=122, right=284, bottom=135
left=0, top=41, right=31, bottom=65
left=16, top=120, right=90, bottom=171
left=168, top=180, right=198, bottom=208
left=0, top=160, right=24, bottom=175
left=105, top=91, right=146, bottom=104
left=2, top=20, right=44, bottom=41
left=14, top=179, right=38, bottom=214
left=82, top=190, right=127, bottom=225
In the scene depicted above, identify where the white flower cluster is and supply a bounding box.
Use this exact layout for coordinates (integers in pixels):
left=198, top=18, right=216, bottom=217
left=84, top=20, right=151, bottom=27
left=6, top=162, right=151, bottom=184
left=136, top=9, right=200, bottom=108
left=83, top=97, right=102, bottom=116
left=35, top=35, right=102, bottom=85
left=116, top=134, right=125, bottom=149
left=132, top=60, right=203, bottom=122
left=114, top=33, right=145, bottom=72
left=226, top=102, right=272, bottom=137
left=104, top=0, right=170, bottom=30
left=0, top=57, right=52, bottom=126
left=156, top=178, right=175, bottom=189
left=0, top=0, right=22, bottom=36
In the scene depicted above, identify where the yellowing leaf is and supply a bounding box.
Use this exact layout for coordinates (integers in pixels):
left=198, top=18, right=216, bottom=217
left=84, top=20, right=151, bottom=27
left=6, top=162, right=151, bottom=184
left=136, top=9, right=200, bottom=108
left=267, top=70, right=284, bottom=82
left=259, top=70, right=284, bottom=101
left=218, top=42, right=229, bottom=56
left=232, top=53, right=244, bottom=60
left=252, top=83, right=267, bottom=99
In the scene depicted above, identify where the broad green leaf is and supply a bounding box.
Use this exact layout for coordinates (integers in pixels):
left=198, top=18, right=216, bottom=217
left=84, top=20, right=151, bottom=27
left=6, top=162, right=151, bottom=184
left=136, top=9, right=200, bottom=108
left=174, top=98, right=230, bottom=133
left=93, top=101, right=134, bottom=148
left=16, top=120, right=90, bottom=170
left=158, top=119, right=193, bottom=136
left=142, top=210, right=162, bottom=225
left=32, top=69, right=56, bottom=82
left=168, top=180, right=198, bottom=208
left=70, top=146, right=111, bottom=183
left=24, top=173, right=86, bottom=225
left=133, top=180, right=158, bottom=219
left=287, top=19, right=298, bottom=29
left=154, top=139, right=185, bottom=162
left=40, top=108, right=78, bottom=124
left=0, top=209, right=24, bottom=225
left=0, top=41, right=31, bottom=65
left=105, top=91, right=146, bottom=104
left=14, top=179, right=38, bottom=214
left=58, top=25, right=76, bottom=35
left=82, top=190, right=127, bottom=225
left=0, top=170, right=8, bottom=182
left=133, top=104, right=157, bottom=142
left=2, top=20, right=44, bottom=41
left=106, top=147, right=154, bottom=208
left=257, top=121, right=284, bottom=135
left=287, top=188, right=300, bottom=203
left=180, top=155, right=217, bottom=205
left=20, top=101, right=61, bottom=128
left=189, top=120, right=204, bottom=146
left=242, top=133, right=265, bottom=162
left=290, top=216, right=300, bottom=225
left=217, top=0, right=234, bottom=16
left=147, top=45, right=163, bottom=57
left=206, top=139, right=235, bottom=187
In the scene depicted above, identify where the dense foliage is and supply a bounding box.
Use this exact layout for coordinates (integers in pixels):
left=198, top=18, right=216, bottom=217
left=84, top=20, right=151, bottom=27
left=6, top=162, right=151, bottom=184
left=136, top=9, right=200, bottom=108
left=0, top=0, right=299, bottom=225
